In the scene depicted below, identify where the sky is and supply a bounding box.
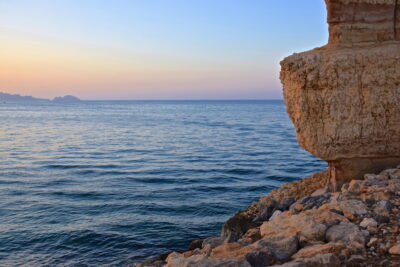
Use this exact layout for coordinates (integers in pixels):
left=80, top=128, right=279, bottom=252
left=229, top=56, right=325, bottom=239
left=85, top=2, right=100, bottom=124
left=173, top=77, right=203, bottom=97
left=0, top=1, right=328, bottom=100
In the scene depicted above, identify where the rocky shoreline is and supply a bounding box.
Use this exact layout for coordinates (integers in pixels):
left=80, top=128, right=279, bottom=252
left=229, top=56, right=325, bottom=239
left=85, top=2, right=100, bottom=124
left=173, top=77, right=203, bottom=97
left=137, top=165, right=400, bottom=267
left=137, top=0, right=400, bottom=265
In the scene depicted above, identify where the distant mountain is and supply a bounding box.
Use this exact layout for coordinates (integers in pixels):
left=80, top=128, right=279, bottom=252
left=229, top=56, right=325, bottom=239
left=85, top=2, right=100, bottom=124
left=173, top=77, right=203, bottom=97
left=0, top=92, right=48, bottom=102
left=52, top=95, right=81, bottom=103
left=0, top=92, right=81, bottom=103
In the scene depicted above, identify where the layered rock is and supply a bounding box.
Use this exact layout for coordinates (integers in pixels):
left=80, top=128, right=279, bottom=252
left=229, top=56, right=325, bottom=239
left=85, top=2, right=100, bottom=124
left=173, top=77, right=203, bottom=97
left=280, top=0, right=400, bottom=185
left=327, top=0, right=400, bottom=46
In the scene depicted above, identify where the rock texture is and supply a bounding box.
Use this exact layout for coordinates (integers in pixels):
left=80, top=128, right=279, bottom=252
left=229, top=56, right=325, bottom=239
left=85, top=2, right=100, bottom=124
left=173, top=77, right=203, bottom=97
left=327, top=0, right=400, bottom=46
left=280, top=0, right=400, bottom=184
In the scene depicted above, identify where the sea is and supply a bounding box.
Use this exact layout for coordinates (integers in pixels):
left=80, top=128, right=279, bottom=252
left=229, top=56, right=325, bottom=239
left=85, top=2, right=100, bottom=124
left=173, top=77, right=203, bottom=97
left=0, top=100, right=326, bottom=266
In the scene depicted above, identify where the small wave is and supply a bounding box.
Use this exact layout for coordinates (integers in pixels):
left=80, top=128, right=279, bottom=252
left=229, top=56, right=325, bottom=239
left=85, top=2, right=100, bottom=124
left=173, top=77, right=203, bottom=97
left=225, top=168, right=264, bottom=175
left=45, top=164, right=120, bottom=170
left=48, top=191, right=107, bottom=199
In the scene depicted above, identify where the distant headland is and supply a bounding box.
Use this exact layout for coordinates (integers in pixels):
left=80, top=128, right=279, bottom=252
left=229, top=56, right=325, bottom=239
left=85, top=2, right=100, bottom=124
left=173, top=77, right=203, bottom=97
left=0, top=92, right=81, bottom=103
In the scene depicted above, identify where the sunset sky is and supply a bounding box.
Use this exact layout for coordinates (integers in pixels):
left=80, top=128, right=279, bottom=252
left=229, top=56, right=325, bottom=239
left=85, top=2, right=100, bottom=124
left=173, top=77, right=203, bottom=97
left=0, top=1, right=327, bottom=100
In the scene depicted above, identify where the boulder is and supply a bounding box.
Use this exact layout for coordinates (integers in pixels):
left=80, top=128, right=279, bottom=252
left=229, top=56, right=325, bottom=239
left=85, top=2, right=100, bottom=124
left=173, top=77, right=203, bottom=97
left=325, top=222, right=366, bottom=246
left=255, top=236, right=299, bottom=261
left=245, top=251, right=273, bottom=267
left=260, top=212, right=327, bottom=242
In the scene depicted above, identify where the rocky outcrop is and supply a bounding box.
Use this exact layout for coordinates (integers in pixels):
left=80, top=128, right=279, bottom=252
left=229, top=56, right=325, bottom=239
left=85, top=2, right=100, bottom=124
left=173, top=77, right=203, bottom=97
left=140, top=166, right=400, bottom=266
left=280, top=0, right=400, bottom=184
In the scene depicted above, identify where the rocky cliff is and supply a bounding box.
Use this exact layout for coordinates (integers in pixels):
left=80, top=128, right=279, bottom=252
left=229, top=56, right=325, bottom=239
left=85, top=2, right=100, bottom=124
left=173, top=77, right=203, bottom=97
left=281, top=0, right=400, bottom=186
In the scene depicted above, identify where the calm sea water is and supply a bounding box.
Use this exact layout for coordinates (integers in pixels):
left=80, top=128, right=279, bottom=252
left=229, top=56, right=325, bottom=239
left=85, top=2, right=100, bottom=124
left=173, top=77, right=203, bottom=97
left=0, top=100, right=325, bottom=266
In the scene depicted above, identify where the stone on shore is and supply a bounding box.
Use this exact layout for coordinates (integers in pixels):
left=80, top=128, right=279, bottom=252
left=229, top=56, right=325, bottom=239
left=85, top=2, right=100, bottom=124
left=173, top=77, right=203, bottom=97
left=260, top=212, right=327, bottom=242
left=165, top=254, right=252, bottom=267
left=291, top=242, right=345, bottom=259
left=254, top=236, right=298, bottom=261
left=325, top=222, right=366, bottom=246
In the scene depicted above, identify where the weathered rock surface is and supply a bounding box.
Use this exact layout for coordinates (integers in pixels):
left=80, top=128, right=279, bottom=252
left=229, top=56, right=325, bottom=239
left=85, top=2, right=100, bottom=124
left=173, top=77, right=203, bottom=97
left=254, top=236, right=298, bottom=261
left=326, top=0, right=400, bottom=46
left=259, top=212, right=327, bottom=242
left=280, top=0, right=400, bottom=183
left=325, top=222, right=366, bottom=246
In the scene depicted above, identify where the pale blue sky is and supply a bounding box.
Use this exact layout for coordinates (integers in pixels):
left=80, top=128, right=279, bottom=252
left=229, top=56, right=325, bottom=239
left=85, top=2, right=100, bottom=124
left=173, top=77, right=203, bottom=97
left=0, top=1, right=328, bottom=100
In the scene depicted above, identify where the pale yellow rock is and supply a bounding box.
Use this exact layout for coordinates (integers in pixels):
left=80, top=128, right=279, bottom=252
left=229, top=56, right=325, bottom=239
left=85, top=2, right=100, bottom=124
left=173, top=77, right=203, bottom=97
left=260, top=212, right=327, bottom=242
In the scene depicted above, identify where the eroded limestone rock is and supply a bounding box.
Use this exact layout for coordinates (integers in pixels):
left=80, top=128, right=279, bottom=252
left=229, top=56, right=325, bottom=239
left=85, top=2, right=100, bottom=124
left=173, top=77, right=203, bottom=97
left=280, top=0, right=400, bottom=184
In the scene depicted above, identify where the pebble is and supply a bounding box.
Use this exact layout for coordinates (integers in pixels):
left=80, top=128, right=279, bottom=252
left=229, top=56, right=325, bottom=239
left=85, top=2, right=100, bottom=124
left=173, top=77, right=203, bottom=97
left=360, top=218, right=378, bottom=228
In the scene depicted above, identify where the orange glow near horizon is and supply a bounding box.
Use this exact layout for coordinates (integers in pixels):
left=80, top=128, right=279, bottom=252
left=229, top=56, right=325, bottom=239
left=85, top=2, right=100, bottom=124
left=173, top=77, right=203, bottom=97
left=0, top=30, right=278, bottom=100
left=0, top=1, right=327, bottom=100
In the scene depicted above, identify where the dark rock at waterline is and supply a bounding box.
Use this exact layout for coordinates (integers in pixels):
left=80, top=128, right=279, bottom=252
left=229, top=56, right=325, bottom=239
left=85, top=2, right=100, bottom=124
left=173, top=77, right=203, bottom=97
left=135, top=251, right=172, bottom=267
left=221, top=203, right=260, bottom=242
left=188, top=239, right=203, bottom=250
left=245, top=251, right=273, bottom=267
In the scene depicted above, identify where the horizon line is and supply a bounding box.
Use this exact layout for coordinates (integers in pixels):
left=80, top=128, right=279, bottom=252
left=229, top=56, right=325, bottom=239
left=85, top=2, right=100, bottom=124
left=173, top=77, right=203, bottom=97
left=1, top=98, right=284, bottom=102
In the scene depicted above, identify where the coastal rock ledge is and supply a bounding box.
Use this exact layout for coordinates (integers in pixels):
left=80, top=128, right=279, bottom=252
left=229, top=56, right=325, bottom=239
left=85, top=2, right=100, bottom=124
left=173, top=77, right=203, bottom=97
left=138, top=167, right=400, bottom=267
left=137, top=0, right=400, bottom=266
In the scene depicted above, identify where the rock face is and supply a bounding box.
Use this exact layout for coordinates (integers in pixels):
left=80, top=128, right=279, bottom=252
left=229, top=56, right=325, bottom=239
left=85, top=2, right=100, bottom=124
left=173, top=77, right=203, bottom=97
left=280, top=0, right=400, bottom=184
left=327, top=0, right=400, bottom=46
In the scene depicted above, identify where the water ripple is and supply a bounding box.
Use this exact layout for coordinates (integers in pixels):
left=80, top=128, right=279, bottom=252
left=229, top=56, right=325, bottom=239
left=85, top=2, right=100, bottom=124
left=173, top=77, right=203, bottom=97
left=0, top=100, right=326, bottom=266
